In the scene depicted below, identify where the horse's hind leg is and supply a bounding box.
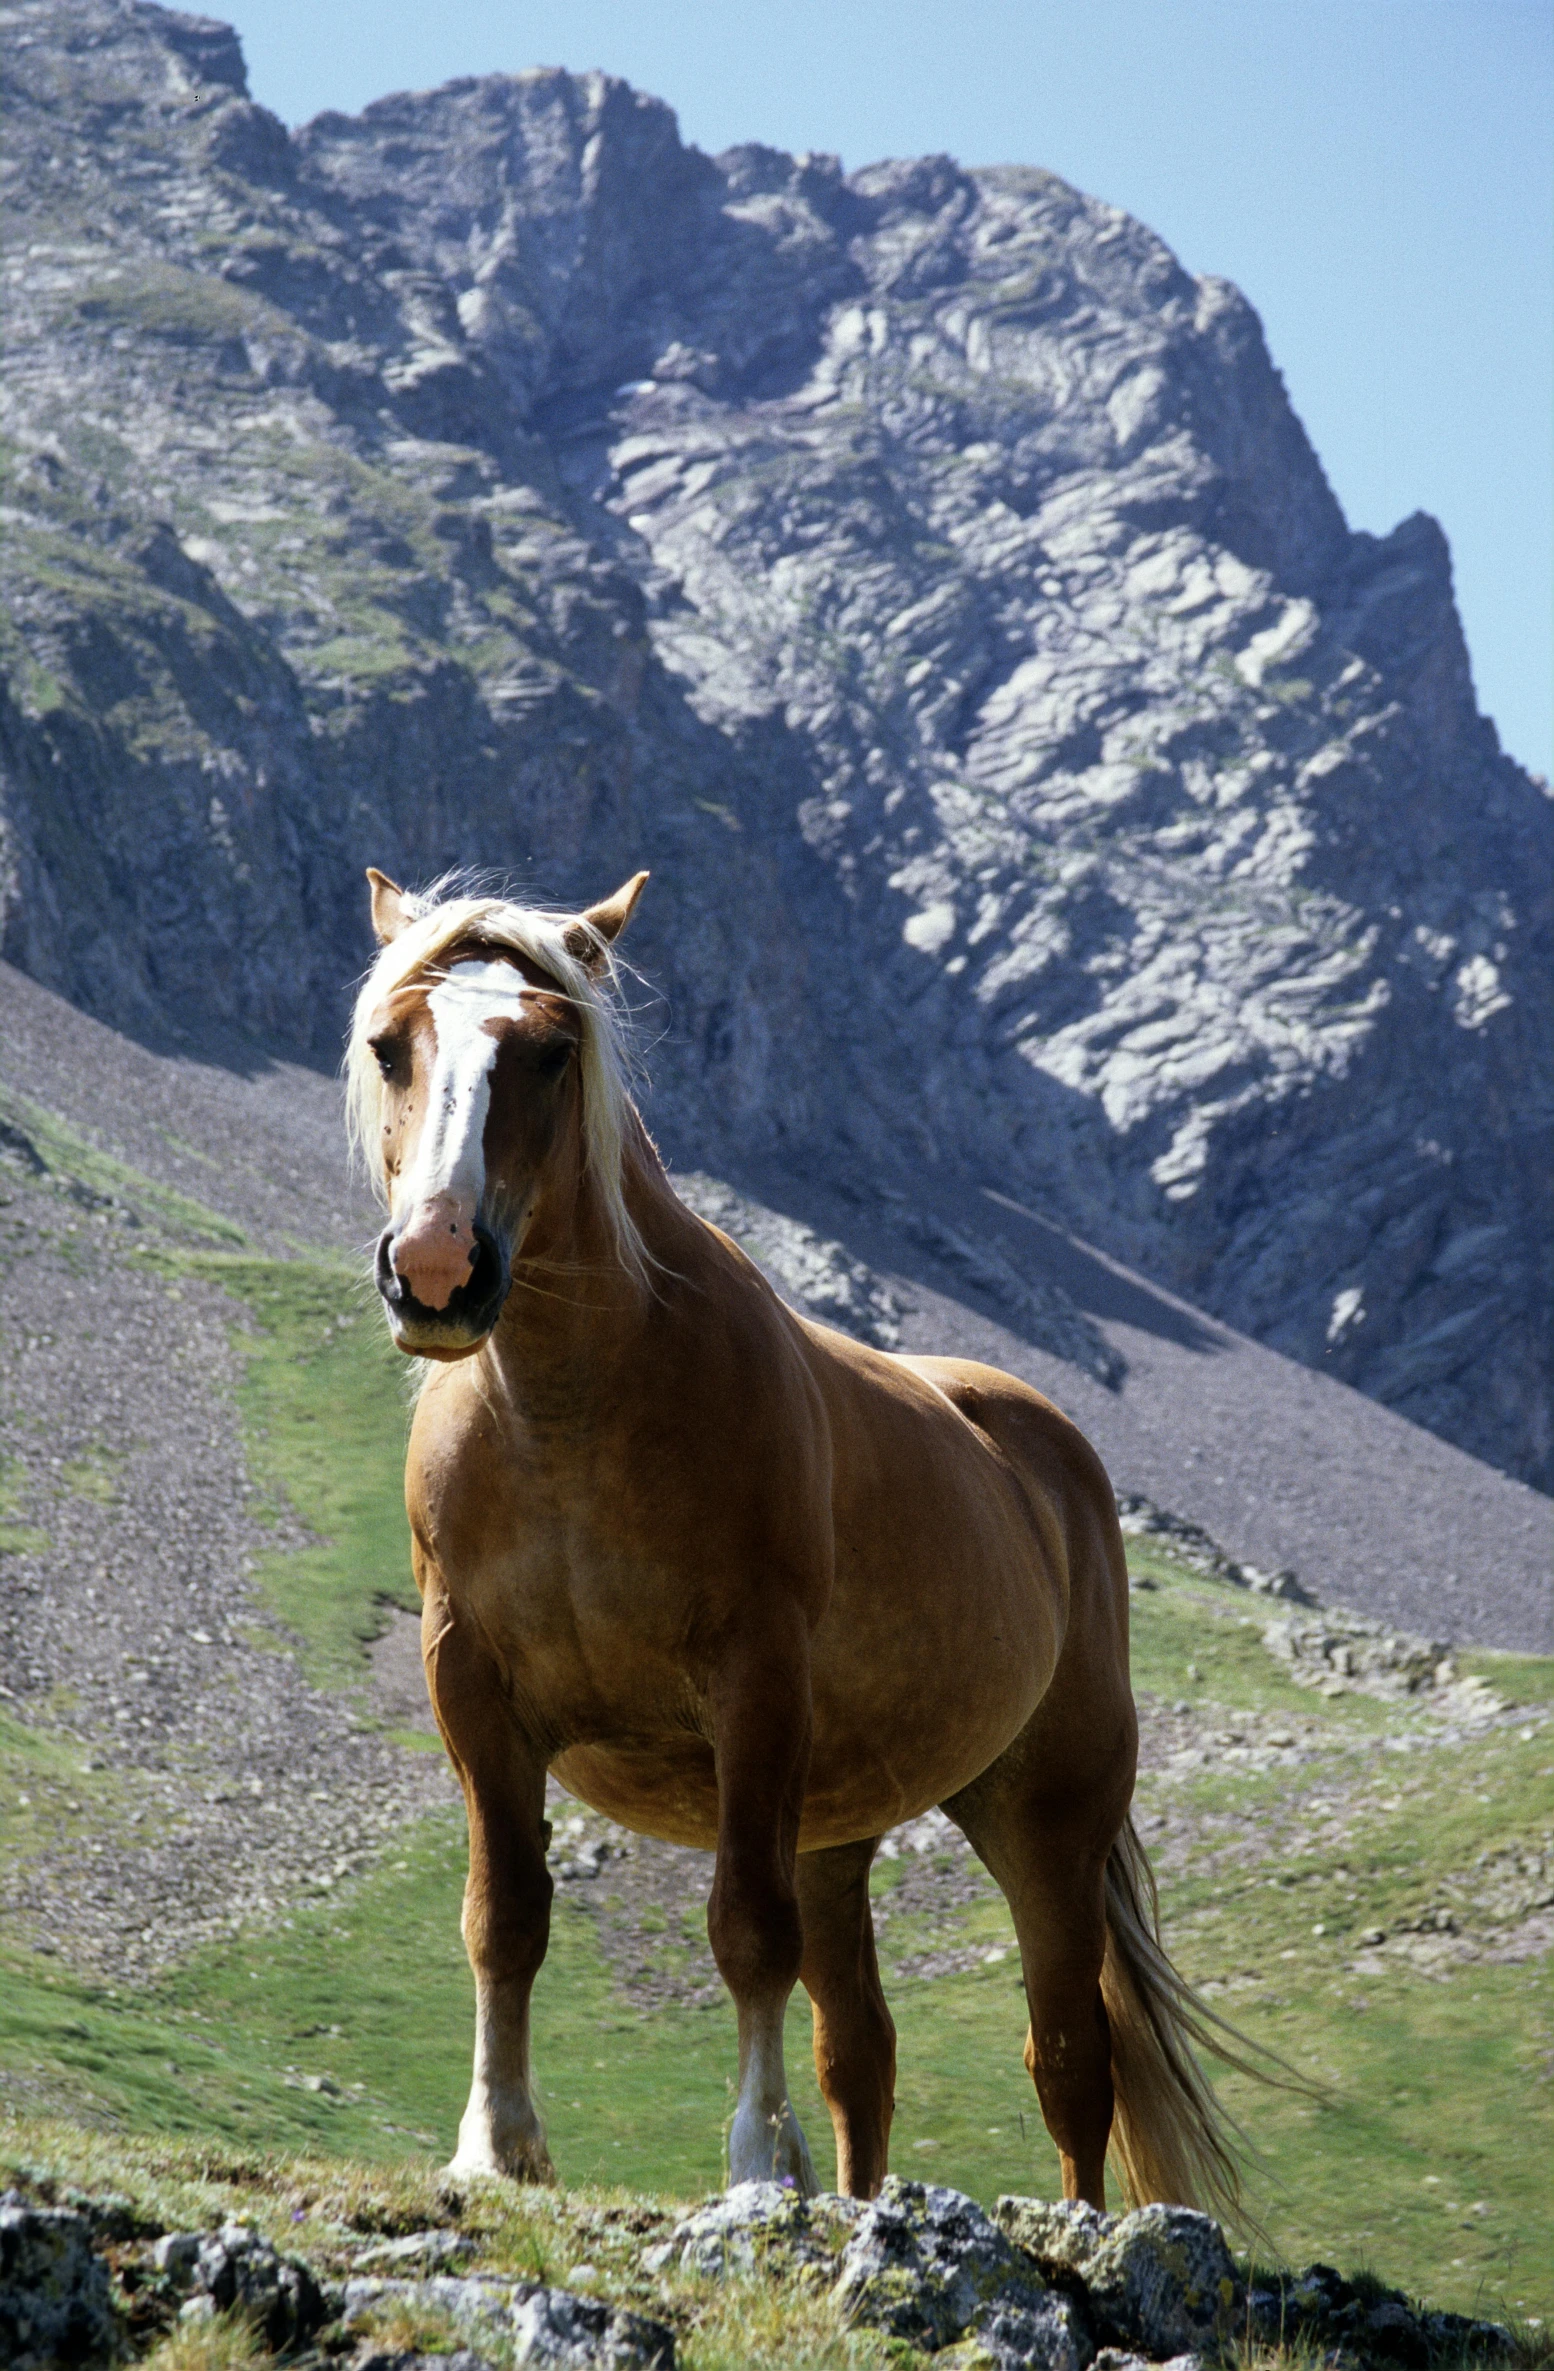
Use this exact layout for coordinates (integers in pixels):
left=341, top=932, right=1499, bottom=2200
left=945, top=1767, right=1126, bottom=2208
left=796, top=1839, right=896, bottom=2197
left=422, top=1586, right=556, bottom=2183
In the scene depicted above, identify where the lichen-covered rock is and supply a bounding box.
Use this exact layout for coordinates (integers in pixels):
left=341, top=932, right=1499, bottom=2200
left=1249, top=2262, right=1511, bottom=2367
left=510, top=2285, right=676, bottom=2369
left=351, top=2230, right=476, bottom=2272
left=832, top=2177, right=1054, bottom=2351
left=150, top=2232, right=202, bottom=2281
left=995, top=2196, right=1115, bottom=2277
left=342, top=2276, right=519, bottom=2358
left=1079, top=2206, right=1239, bottom=2356
left=188, top=2219, right=327, bottom=2351
left=341, top=2273, right=675, bottom=2368
left=1422, top=2309, right=1514, bottom=2361
left=1091, top=2352, right=1203, bottom=2371
left=939, top=2289, right=1095, bottom=2371
left=0, top=2194, right=122, bottom=2369
left=641, top=2180, right=859, bottom=2279
left=351, top=2354, right=494, bottom=2371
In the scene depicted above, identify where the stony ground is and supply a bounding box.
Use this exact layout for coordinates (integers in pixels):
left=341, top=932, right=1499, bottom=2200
left=0, top=1125, right=456, bottom=1985
left=1, top=2120, right=1540, bottom=2371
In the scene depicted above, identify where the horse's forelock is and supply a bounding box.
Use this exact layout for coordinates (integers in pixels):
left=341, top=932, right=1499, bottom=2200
left=344, top=893, right=648, bottom=1284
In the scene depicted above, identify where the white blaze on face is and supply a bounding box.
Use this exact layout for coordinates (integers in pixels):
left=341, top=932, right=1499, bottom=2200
left=390, top=959, right=534, bottom=1310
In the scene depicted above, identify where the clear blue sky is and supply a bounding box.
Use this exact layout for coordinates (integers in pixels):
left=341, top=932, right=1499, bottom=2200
left=228, top=0, right=1553, bottom=781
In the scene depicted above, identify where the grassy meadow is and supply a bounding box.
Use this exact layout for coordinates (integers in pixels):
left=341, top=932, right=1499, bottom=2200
left=0, top=1178, right=1550, bottom=2328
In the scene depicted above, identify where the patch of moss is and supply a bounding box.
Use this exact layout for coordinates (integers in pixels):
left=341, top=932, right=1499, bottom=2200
left=71, top=265, right=281, bottom=350
left=58, top=1446, right=124, bottom=1507
left=0, top=1452, right=51, bottom=1556
left=127, top=1250, right=419, bottom=1691
left=0, top=1088, right=245, bottom=1249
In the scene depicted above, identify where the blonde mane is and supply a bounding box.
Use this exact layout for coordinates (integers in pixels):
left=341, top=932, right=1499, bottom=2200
left=344, top=885, right=649, bottom=1285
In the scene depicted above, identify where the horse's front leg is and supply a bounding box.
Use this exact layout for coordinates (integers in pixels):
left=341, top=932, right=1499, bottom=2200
left=707, top=1612, right=820, bottom=2195
left=422, top=1588, right=556, bottom=2183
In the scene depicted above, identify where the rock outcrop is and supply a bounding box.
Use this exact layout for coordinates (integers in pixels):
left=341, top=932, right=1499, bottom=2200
left=0, top=2194, right=124, bottom=2370
left=0, top=2173, right=1522, bottom=2371
left=638, top=2180, right=1512, bottom=2368
left=1, top=0, right=1549, bottom=1484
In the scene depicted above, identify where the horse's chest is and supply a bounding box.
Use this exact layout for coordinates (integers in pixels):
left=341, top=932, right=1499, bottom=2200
left=450, top=1490, right=684, bottom=1723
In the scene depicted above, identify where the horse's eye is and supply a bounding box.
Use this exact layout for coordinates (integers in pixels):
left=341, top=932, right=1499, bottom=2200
left=535, top=1040, right=571, bottom=1081
left=371, top=1035, right=403, bottom=1082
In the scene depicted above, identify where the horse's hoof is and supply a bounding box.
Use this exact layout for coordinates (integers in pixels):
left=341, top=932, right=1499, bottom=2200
left=727, top=2099, right=820, bottom=2196
left=443, top=2144, right=557, bottom=2186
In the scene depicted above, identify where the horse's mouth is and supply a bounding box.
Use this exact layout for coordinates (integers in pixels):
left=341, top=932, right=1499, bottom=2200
left=374, top=1220, right=511, bottom=1356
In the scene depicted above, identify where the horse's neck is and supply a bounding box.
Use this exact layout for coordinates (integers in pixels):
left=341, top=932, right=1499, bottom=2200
left=489, top=1111, right=696, bottom=1385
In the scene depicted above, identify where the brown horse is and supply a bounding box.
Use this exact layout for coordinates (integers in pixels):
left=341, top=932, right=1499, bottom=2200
left=347, top=867, right=1241, bottom=2211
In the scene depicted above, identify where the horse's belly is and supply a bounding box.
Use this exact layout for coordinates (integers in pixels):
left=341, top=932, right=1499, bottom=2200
left=552, top=1737, right=721, bottom=1849
left=800, top=1592, right=1049, bottom=1844
left=551, top=1538, right=1053, bottom=1858
left=551, top=1721, right=1024, bottom=1859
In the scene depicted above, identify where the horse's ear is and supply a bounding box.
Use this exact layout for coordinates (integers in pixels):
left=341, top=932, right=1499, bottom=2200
left=564, top=871, right=649, bottom=968
left=366, top=868, right=411, bottom=945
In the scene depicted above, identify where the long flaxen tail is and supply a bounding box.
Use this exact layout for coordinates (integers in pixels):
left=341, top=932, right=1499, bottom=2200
left=1101, top=1814, right=1287, bottom=2226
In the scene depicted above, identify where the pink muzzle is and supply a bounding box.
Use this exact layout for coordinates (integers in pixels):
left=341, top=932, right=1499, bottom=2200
left=391, top=1193, right=477, bottom=1312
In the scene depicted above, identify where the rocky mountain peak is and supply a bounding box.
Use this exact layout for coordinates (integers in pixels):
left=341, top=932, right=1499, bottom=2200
left=2, top=0, right=1549, bottom=1492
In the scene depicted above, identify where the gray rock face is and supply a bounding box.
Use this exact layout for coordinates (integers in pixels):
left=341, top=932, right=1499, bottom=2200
left=1078, top=2208, right=1239, bottom=2357
left=832, top=2176, right=1065, bottom=2354
left=0, top=2195, right=121, bottom=2370
left=175, top=2220, right=327, bottom=2351
left=340, top=2274, right=675, bottom=2369
left=642, top=2178, right=859, bottom=2279
left=995, top=2199, right=1238, bottom=2358
left=1, top=0, right=1549, bottom=1485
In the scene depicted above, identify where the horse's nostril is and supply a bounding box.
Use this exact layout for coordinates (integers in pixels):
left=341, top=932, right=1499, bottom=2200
left=464, top=1223, right=505, bottom=1305
left=374, top=1227, right=407, bottom=1305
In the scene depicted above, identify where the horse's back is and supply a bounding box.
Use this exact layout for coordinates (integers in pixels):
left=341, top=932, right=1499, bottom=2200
left=897, top=1353, right=1122, bottom=1542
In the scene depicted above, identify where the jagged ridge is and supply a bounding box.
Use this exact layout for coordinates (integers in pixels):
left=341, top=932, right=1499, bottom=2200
left=0, top=0, right=1548, bottom=1484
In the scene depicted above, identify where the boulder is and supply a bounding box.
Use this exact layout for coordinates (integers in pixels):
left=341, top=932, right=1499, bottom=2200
left=341, top=2273, right=675, bottom=2368
left=187, top=2220, right=327, bottom=2351
left=1079, top=2206, right=1239, bottom=2356
left=1250, top=2262, right=1511, bottom=2367
left=511, top=2284, right=676, bottom=2369
left=1090, top=2354, right=1203, bottom=2371
left=351, top=2355, right=493, bottom=2371
left=0, top=2194, right=122, bottom=2370
left=151, top=2232, right=202, bottom=2280
left=832, top=2177, right=1064, bottom=2354
left=937, top=2290, right=1094, bottom=2370
left=352, top=2230, right=475, bottom=2272
left=641, top=2180, right=860, bottom=2278
left=995, top=2196, right=1115, bottom=2276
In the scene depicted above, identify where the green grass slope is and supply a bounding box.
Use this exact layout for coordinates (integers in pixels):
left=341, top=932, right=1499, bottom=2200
left=0, top=1127, right=1549, bottom=2326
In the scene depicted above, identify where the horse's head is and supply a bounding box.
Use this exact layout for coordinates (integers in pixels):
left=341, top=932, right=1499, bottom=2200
left=348, top=869, right=648, bottom=1359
